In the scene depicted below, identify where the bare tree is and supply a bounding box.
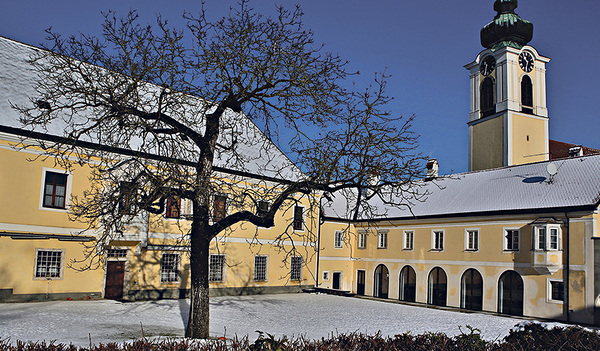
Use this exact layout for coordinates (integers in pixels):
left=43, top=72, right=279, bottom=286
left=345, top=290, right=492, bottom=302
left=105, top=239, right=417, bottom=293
left=15, top=1, right=425, bottom=339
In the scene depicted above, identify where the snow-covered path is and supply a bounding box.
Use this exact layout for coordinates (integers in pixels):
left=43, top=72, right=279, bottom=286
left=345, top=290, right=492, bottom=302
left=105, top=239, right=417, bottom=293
left=0, top=294, right=560, bottom=346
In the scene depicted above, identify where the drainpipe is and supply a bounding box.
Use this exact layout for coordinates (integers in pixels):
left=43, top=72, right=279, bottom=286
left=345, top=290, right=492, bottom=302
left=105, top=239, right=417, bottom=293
left=315, top=200, right=323, bottom=288
left=564, top=212, right=570, bottom=322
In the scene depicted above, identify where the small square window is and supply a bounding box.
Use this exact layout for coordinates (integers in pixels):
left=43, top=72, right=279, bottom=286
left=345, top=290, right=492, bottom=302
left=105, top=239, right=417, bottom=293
left=334, top=231, right=344, bottom=248
left=35, top=250, right=63, bottom=279
left=160, top=253, right=180, bottom=283
left=322, top=271, right=330, bottom=281
left=377, top=231, right=388, bottom=249
left=403, top=230, right=414, bottom=250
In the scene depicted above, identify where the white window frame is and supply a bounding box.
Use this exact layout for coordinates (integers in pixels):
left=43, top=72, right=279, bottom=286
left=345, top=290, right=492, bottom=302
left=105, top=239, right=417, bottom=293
left=403, top=230, right=414, bottom=250
left=357, top=231, right=367, bottom=249
left=253, top=255, right=268, bottom=282
left=547, top=279, right=565, bottom=303
left=160, top=253, right=180, bottom=283
left=334, top=231, right=344, bottom=249
left=106, top=248, right=128, bottom=260
left=533, top=224, right=561, bottom=251
left=33, top=249, right=65, bottom=280
left=431, top=230, right=444, bottom=251
left=322, top=271, right=330, bottom=281
left=465, top=228, right=479, bottom=251
left=290, top=256, right=303, bottom=281
left=209, top=254, right=226, bottom=282
left=377, top=231, right=388, bottom=249
left=503, top=228, right=520, bottom=252
left=39, top=168, right=73, bottom=212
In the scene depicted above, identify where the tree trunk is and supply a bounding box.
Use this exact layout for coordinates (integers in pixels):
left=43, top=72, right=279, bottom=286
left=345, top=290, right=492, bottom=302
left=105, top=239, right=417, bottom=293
left=185, top=220, right=211, bottom=339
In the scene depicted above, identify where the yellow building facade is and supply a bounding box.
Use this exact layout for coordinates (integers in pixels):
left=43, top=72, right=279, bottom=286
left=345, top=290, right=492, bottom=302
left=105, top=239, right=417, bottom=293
left=0, top=125, right=318, bottom=302
left=2, top=0, right=600, bottom=329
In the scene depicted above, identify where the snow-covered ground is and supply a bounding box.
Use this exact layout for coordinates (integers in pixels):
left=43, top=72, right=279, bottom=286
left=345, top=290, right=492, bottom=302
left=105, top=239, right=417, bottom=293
left=0, top=293, right=564, bottom=346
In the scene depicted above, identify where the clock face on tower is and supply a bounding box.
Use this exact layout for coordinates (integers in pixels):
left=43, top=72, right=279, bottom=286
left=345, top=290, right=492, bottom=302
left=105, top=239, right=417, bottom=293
left=519, top=51, right=534, bottom=72
left=479, top=55, right=496, bottom=76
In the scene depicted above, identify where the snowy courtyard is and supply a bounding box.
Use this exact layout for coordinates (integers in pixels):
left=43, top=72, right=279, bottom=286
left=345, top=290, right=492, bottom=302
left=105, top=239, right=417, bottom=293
left=0, top=293, right=564, bottom=346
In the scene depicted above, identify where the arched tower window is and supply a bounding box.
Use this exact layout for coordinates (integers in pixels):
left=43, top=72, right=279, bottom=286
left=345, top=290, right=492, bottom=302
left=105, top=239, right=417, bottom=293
left=480, top=77, right=495, bottom=118
left=521, top=75, right=533, bottom=114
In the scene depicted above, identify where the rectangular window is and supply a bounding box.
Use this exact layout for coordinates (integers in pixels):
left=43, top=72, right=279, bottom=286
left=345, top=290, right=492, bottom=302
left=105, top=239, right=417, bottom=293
left=107, top=248, right=128, bottom=258
left=209, top=254, right=225, bottom=282
left=537, top=227, right=546, bottom=250
left=257, top=201, right=269, bottom=217
left=432, top=230, right=444, bottom=251
left=43, top=171, right=68, bottom=209
left=118, top=181, right=136, bottom=214
left=165, top=196, right=181, bottom=219
left=504, top=229, right=520, bottom=251
left=322, top=271, right=330, bottom=281
left=35, top=250, right=63, bottom=278
left=213, top=195, right=227, bottom=222
left=377, top=231, right=388, bottom=249
left=160, top=253, right=180, bottom=283
left=290, top=256, right=302, bottom=281
left=254, top=255, right=268, bottom=281
left=293, top=205, right=304, bottom=231
left=334, top=231, right=344, bottom=248
left=357, top=232, right=367, bottom=249
left=466, top=229, right=479, bottom=251
left=403, top=230, right=414, bottom=250
left=550, top=280, right=565, bottom=301
left=549, top=228, right=559, bottom=250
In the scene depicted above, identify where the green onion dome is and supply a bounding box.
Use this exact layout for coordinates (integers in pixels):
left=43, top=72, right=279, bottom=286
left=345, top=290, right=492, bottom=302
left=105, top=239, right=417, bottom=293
left=480, top=0, right=533, bottom=50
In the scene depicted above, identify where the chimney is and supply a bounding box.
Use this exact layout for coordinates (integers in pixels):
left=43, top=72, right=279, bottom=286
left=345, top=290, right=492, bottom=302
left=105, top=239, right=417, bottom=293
left=568, top=146, right=583, bottom=157
left=426, top=159, right=439, bottom=180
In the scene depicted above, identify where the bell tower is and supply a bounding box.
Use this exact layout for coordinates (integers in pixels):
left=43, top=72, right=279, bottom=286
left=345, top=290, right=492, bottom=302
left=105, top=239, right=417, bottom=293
left=465, top=0, right=551, bottom=171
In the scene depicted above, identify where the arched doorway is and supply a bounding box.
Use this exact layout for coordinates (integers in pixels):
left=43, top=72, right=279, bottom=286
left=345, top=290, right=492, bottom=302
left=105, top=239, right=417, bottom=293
left=428, top=267, right=447, bottom=306
left=461, top=269, right=483, bottom=311
left=498, top=270, right=524, bottom=316
left=399, top=265, right=416, bottom=302
left=373, top=264, right=389, bottom=299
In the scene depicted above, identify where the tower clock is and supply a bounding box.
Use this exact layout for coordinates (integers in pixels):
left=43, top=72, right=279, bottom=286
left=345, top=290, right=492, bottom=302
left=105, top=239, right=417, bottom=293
left=464, top=0, right=551, bottom=171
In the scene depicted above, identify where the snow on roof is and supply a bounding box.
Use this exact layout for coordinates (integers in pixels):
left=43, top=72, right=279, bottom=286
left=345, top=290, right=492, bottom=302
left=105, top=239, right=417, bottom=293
left=0, top=36, right=303, bottom=181
left=323, top=155, right=600, bottom=221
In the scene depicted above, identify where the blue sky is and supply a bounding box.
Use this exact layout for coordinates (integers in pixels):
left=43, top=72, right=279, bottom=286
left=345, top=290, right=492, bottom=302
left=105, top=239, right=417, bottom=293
left=1, top=1, right=599, bottom=174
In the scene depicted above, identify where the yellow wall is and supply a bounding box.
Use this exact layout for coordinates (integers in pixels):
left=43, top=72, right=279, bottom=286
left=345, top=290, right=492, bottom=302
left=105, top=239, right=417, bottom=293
left=0, top=237, right=104, bottom=297
left=471, top=116, right=504, bottom=171
left=511, top=113, right=548, bottom=165
left=319, top=213, right=595, bottom=323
